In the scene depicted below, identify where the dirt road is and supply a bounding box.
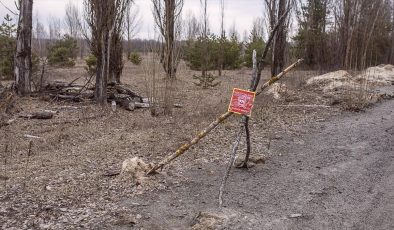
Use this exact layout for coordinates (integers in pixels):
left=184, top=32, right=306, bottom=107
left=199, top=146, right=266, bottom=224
left=133, top=98, right=393, bottom=229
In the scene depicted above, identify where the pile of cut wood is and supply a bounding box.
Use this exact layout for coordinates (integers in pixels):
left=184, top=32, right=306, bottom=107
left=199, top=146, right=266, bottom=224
left=43, top=81, right=149, bottom=111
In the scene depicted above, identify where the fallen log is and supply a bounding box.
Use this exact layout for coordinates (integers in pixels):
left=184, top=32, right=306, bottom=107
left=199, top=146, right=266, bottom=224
left=49, top=94, right=82, bottom=102
left=117, top=99, right=181, bottom=111
left=110, top=85, right=143, bottom=101
left=19, top=112, right=54, bottom=119
left=118, top=100, right=136, bottom=111
left=134, top=102, right=150, bottom=108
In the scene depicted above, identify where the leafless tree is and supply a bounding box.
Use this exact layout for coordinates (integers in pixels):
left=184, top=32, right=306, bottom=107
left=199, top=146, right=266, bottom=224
left=32, top=13, right=48, bottom=58
left=48, top=15, right=62, bottom=40
left=125, top=3, right=141, bottom=56
left=14, top=0, right=33, bottom=95
left=218, top=0, right=225, bottom=76
left=332, top=0, right=389, bottom=69
left=84, top=0, right=131, bottom=104
left=390, top=0, right=394, bottom=63
left=64, top=1, right=81, bottom=38
left=152, top=0, right=184, bottom=115
left=110, top=5, right=130, bottom=84
left=184, top=12, right=200, bottom=41
left=228, top=22, right=239, bottom=40
left=201, top=0, right=209, bottom=82
left=251, top=17, right=264, bottom=39
left=152, top=0, right=184, bottom=79
left=264, top=0, right=293, bottom=76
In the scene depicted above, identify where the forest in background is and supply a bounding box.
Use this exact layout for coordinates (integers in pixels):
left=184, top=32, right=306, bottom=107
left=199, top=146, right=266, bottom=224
left=1, top=0, right=393, bottom=109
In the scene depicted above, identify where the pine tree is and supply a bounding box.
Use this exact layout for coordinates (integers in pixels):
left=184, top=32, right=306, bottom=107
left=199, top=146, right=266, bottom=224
left=244, top=29, right=266, bottom=68
left=0, top=14, right=17, bottom=79
left=293, top=0, right=328, bottom=68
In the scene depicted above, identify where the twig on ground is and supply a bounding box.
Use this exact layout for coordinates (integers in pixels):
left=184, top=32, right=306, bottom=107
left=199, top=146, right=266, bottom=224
left=73, top=73, right=95, bottom=100
left=23, top=141, right=33, bottom=190
left=277, top=104, right=331, bottom=108
left=68, top=77, right=81, bottom=87
left=3, top=144, right=8, bottom=189
left=218, top=123, right=244, bottom=207
left=23, top=134, right=41, bottom=139
left=19, top=112, right=54, bottom=120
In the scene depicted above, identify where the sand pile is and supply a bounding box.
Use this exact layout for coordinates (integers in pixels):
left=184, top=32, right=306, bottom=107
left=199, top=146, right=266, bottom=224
left=307, top=65, right=394, bottom=93
left=306, top=70, right=359, bottom=93
left=356, top=65, right=394, bottom=85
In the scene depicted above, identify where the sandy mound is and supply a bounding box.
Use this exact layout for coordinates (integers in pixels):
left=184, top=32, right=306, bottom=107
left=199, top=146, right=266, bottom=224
left=307, top=70, right=352, bottom=85
left=306, top=70, right=359, bottom=93
left=307, top=65, right=394, bottom=93
left=323, top=80, right=360, bottom=93
left=356, top=65, right=394, bottom=85
left=121, top=157, right=154, bottom=182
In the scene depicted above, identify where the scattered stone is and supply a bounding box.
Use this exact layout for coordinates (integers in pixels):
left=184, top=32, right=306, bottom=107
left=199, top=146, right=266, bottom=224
left=249, top=154, right=267, bottom=164
left=191, top=212, right=229, bottom=230
left=121, top=157, right=154, bottom=184
left=289, top=213, right=303, bottom=218
left=266, top=83, right=288, bottom=99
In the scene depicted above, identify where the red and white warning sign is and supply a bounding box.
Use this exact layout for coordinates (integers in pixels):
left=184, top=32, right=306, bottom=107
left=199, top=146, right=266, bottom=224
left=228, top=88, right=256, bottom=117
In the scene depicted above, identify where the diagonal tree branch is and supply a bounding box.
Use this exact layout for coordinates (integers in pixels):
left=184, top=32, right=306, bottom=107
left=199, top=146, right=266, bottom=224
left=0, top=0, right=18, bottom=15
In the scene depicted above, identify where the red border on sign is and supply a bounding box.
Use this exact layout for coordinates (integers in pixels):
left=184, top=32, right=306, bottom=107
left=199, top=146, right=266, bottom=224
left=228, top=88, right=256, bottom=117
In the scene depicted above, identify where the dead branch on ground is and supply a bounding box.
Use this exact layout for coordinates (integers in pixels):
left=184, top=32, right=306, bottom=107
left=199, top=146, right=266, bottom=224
left=19, top=112, right=54, bottom=120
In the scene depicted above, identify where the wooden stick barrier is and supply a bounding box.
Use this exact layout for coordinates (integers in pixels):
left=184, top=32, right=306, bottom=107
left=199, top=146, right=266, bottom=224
left=147, top=59, right=303, bottom=175
left=147, top=111, right=233, bottom=174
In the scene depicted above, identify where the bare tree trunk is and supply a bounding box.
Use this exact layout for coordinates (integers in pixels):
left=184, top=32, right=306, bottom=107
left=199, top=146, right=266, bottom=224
left=95, top=32, right=108, bottom=104
left=202, top=0, right=208, bottom=86
left=152, top=0, right=183, bottom=115
left=164, top=0, right=176, bottom=79
left=85, top=0, right=131, bottom=104
left=271, top=0, right=288, bottom=76
left=341, top=0, right=351, bottom=68
left=14, top=0, right=33, bottom=96
left=391, top=1, right=394, bottom=63
left=361, top=1, right=382, bottom=69
left=218, top=0, right=225, bottom=76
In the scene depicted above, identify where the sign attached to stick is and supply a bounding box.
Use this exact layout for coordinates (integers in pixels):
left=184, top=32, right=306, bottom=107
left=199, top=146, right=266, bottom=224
left=228, top=88, right=256, bottom=117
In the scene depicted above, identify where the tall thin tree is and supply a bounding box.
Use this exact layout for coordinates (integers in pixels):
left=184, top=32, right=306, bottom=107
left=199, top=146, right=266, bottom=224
left=84, top=0, right=131, bottom=104
left=152, top=0, right=184, bottom=79
left=14, top=0, right=33, bottom=95
left=218, top=0, right=225, bottom=76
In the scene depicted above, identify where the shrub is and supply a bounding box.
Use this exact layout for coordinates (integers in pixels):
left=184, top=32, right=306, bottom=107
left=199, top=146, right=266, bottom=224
left=84, top=54, right=97, bottom=75
left=47, top=35, right=77, bottom=67
left=0, top=14, right=16, bottom=79
left=184, top=34, right=242, bottom=71
left=128, top=52, right=142, bottom=65
left=244, top=36, right=265, bottom=68
left=31, top=52, right=40, bottom=73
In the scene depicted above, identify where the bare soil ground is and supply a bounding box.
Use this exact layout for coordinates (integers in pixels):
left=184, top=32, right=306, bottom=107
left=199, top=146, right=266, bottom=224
left=0, top=60, right=393, bottom=229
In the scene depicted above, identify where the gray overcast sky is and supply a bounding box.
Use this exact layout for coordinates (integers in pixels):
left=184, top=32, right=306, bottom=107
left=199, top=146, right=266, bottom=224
left=0, top=0, right=265, bottom=39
